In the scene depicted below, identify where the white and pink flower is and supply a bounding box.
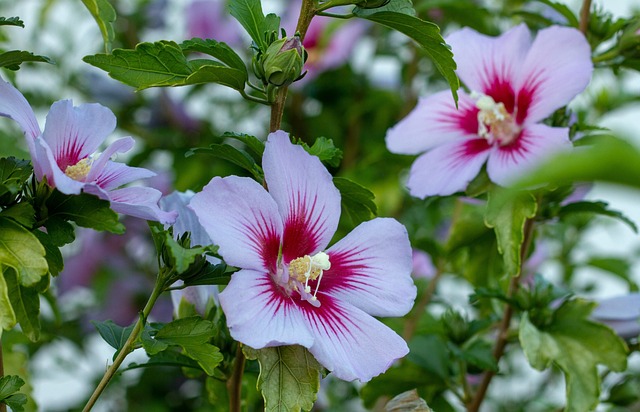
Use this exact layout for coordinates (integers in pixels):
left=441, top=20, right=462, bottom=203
left=386, top=24, right=593, bottom=198
left=0, top=77, right=176, bottom=224
left=189, top=131, right=416, bottom=382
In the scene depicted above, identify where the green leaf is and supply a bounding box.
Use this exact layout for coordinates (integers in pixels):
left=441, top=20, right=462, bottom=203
left=0, top=17, right=24, bottom=28
left=484, top=191, right=537, bottom=277
left=243, top=345, right=322, bottom=412
left=298, top=137, right=343, bottom=168
left=0, top=157, right=32, bottom=204
left=536, top=0, right=580, bottom=27
left=123, top=350, right=202, bottom=372
left=0, top=270, right=16, bottom=330
left=141, top=328, right=169, bottom=355
left=164, top=234, right=208, bottom=275
left=333, top=177, right=377, bottom=226
left=42, top=217, right=75, bottom=247
left=92, top=320, right=135, bottom=351
left=559, top=201, right=637, bottom=233
left=353, top=0, right=416, bottom=17
left=228, top=0, right=279, bottom=51
left=519, top=299, right=628, bottom=412
left=182, top=343, right=223, bottom=375
left=185, top=63, right=247, bottom=91
left=5, top=269, right=40, bottom=342
left=354, top=11, right=458, bottom=104
left=0, top=375, right=24, bottom=400
left=181, top=262, right=232, bottom=287
left=0, top=218, right=47, bottom=286
left=187, top=143, right=263, bottom=180
left=0, top=202, right=35, bottom=228
left=221, top=132, right=265, bottom=159
left=180, top=38, right=248, bottom=74
left=47, top=191, right=125, bottom=234
left=444, top=199, right=490, bottom=253
left=80, top=0, right=116, bottom=51
left=154, top=317, right=216, bottom=345
left=0, top=50, right=53, bottom=71
left=32, top=231, right=63, bottom=277
left=461, top=340, right=498, bottom=372
left=3, top=393, right=26, bottom=411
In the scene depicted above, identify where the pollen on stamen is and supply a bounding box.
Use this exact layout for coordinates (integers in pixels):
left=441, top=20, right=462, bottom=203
left=287, top=251, right=331, bottom=307
left=64, top=158, right=92, bottom=181
left=472, top=93, right=520, bottom=146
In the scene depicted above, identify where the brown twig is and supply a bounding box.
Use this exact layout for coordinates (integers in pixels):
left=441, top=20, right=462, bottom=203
left=579, top=0, right=592, bottom=34
left=228, top=344, right=246, bottom=412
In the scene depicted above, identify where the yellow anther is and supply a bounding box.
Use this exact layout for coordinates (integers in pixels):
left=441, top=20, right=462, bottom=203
left=474, top=94, right=519, bottom=146
left=64, top=158, right=92, bottom=181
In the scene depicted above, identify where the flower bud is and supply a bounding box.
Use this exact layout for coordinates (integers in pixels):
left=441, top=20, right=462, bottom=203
left=355, top=0, right=390, bottom=9
left=259, top=36, right=305, bottom=87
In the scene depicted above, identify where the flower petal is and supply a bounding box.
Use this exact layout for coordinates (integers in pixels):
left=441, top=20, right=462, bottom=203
left=42, top=101, right=116, bottom=170
left=160, top=190, right=212, bottom=247
left=85, top=137, right=135, bottom=183
left=189, top=176, right=283, bottom=272
left=486, top=124, right=571, bottom=186
left=33, top=137, right=85, bottom=194
left=386, top=91, right=479, bottom=155
left=102, top=186, right=178, bottom=224
left=447, top=24, right=531, bottom=106
left=301, top=298, right=409, bottom=382
left=90, top=161, right=156, bottom=191
left=219, top=269, right=314, bottom=348
left=515, top=26, right=593, bottom=124
left=322, top=218, right=415, bottom=317
left=262, top=131, right=340, bottom=262
left=406, top=139, right=492, bottom=198
left=0, top=77, right=40, bottom=147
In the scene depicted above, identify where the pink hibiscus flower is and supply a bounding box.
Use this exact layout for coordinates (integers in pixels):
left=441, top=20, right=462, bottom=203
left=386, top=24, right=593, bottom=198
left=0, top=77, right=176, bottom=224
left=189, top=131, right=416, bottom=382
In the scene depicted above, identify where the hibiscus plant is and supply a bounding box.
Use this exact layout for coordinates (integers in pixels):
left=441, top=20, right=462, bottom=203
left=0, top=0, right=640, bottom=411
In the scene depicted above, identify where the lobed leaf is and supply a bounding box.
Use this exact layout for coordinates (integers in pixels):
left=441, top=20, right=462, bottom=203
left=0, top=375, right=24, bottom=400
left=180, top=38, right=247, bottom=74
left=298, top=137, right=343, bottom=168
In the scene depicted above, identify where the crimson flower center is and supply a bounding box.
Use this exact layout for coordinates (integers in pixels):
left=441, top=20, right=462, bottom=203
left=286, top=251, right=331, bottom=308
left=474, top=93, right=520, bottom=146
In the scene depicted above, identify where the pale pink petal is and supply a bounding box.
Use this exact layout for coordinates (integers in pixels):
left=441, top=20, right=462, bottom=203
left=322, top=218, right=415, bottom=317
left=262, top=131, right=340, bottom=263
left=406, top=139, right=492, bottom=198
left=447, top=24, right=531, bottom=108
left=486, top=124, right=571, bottom=186
left=42, top=101, right=116, bottom=170
left=0, top=77, right=40, bottom=150
left=85, top=137, right=135, bottom=182
left=171, top=280, right=218, bottom=316
left=104, top=186, right=178, bottom=224
left=34, top=137, right=85, bottom=194
left=160, top=190, right=212, bottom=246
left=189, top=176, right=283, bottom=272
left=515, top=26, right=593, bottom=124
left=301, top=298, right=409, bottom=382
left=219, top=269, right=314, bottom=348
left=386, top=91, right=479, bottom=155
left=91, top=162, right=156, bottom=191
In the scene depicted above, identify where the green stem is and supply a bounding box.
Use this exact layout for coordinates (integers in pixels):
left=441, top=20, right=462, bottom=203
left=228, top=344, right=246, bottom=412
left=315, top=12, right=355, bottom=19
left=82, top=276, right=166, bottom=412
left=0, top=339, right=5, bottom=412
left=315, top=0, right=356, bottom=13
left=592, top=48, right=619, bottom=64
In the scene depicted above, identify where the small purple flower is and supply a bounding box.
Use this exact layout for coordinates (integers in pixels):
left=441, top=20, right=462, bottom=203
left=186, top=0, right=243, bottom=46
left=591, top=293, right=640, bottom=340
left=386, top=24, right=593, bottom=198
left=189, top=131, right=416, bottom=382
left=412, top=249, right=436, bottom=279
left=0, top=77, right=176, bottom=224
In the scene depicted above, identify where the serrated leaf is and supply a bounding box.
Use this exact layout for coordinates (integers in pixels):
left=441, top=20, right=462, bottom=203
left=228, top=0, right=279, bottom=51
left=32, top=230, right=63, bottom=277
left=180, top=38, right=247, bottom=74
left=484, top=191, right=537, bottom=277
left=0, top=202, right=35, bottom=228
left=154, top=317, right=215, bottom=345
left=187, top=144, right=263, bottom=180
left=520, top=299, right=628, bottom=412
left=243, top=345, right=322, bottom=412
left=182, top=261, right=231, bottom=286
left=0, top=218, right=47, bottom=286
left=298, top=137, right=343, bottom=168
left=5, top=269, right=40, bottom=342
left=141, top=328, right=169, bottom=355
left=92, top=320, right=135, bottom=352
left=354, top=11, right=458, bottom=104
left=47, top=191, right=125, bottom=234
left=42, top=217, right=75, bottom=247
left=0, top=375, right=24, bottom=400
left=0, top=50, right=53, bottom=71
left=333, top=177, right=377, bottom=226
left=80, top=0, right=116, bottom=51
left=182, top=343, right=223, bottom=375
left=0, top=157, right=32, bottom=204
left=164, top=234, right=208, bottom=275
left=559, top=201, right=637, bottom=233
left=0, top=270, right=15, bottom=330
left=0, top=17, right=24, bottom=28
left=221, top=132, right=265, bottom=159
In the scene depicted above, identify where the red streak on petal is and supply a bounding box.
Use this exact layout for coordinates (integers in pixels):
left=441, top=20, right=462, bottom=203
left=516, top=67, right=546, bottom=124
left=495, top=131, right=529, bottom=162
left=485, top=78, right=516, bottom=115
left=240, top=211, right=281, bottom=273
left=321, top=249, right=370, bottom=294
left=282, top=190, right=327, bottom=263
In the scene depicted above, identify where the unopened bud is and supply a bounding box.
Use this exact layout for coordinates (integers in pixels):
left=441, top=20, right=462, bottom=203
left=260, top=36, right=305, bottom=87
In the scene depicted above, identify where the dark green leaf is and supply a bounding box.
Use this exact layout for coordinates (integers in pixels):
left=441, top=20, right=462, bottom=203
left=182, top=262, right=232, bottom=286
left=164, top=234, right=208, bottom=275
left=0, top=271, right=15, bottom=330
left=3, top=393, right=26, bottom=411
left=141, top=328, right=169, bottom=355
left=484, top=191, right=537, bottom=277
left=353, top=0, right=416, bottom=17
left=47, top=191, right=125, bottom=234
left=334, top=177, right=377, bottom=226
left=520, top=299, right=628, bottom=412
left=5, top=269, right=40, bottom=341
left=187, top=143, right=263, bottom=180
left=185, top=64, right=247, bottom=90
left=536, top=0, right=580, bottom=27
left=32, top=230, right=63, bottom=277
left=0, top=50, right=53, bottom=71
left=243, top=345, right=322, bottom=412
left=461, top=340, right=498, bottom=372
left=42, top=217, right=75, bottom=247
left=182, top=343, right=223, bottom=375
left=0, top=17, right=24, bottom=28
left=222, top=132, right=265, bottom=159
left=0, top=157, right=31, bottom=203
left=180, top=38, right=248, bottom=74
left=354, top=11, right=458, bottom=104
left=559, top=201, right=637, bottom=233
left=0, top=375, right=24, bottom=400
left=0, top=218, right=48, bottom=286
left=298, top=137, right=343, bottom=168
left=228, top=0, right=279, bottom=51
left=123, top=349, right=202, bottom=371
left=92, top=320, right=135, bottom=352
left=0, top=203, right=35, bottom=228
left=80, top=0, right=116, bottom=51
left=154, top=317, right=216, bottom=345
left=444, top=199, right=490, bottom=253
left=408, top=335, right=449, bottom=380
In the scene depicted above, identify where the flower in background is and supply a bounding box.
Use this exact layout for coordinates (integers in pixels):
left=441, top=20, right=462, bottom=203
left=190, top=131, right=416, bottom=382
left=186, top=0, right=243, bottom=46
left=0, top=77, right=177, bottom=224
left=386, top=24, right=593, bottom=198
left=591, top=293, right=640, bottom=340
left=412, top=249, right=436, bottom=279
left=160, top=191, right=219, bottom=316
